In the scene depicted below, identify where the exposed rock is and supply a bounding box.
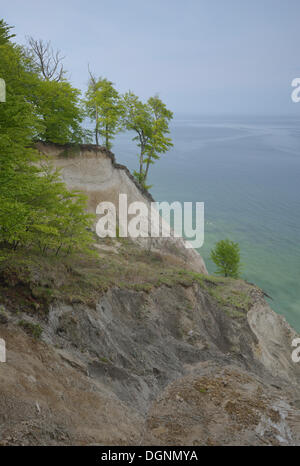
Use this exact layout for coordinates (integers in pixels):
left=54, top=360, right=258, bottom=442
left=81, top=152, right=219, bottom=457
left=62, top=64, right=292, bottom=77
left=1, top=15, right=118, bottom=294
left=0, top=277, right=299, bottom=445
left=0, top=144, right=297, bottom=445
left=35, top=142, right=207, bottom=274
left=146, top=363, right=299, bottom=446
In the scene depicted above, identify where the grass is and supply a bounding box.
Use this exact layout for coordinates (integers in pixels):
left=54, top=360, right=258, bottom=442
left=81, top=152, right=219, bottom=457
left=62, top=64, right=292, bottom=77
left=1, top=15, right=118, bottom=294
left=207, top=283, right=253, bottom=318
left=99, top=356, right=110, bottom=364
left=0, top=239, right=258, bottom=319
left=195, top=386, right=207, bottom=394
left=0, top=241, right=199, bottom=312
left=18, top=320, right=43, bottom=339
left=173, top=270, right=254, bottom=318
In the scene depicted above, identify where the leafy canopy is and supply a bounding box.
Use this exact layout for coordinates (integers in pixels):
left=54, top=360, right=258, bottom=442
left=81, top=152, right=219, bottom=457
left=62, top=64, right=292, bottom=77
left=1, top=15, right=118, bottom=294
left=84, top=75, right=123, bottom=149
left=34, top=79, right=87, bottom=144
left=210, top=239, right=241, bottom=278
left=122, top=92, right=173, bottom=189
left=0, top=19, right=94, bottom=256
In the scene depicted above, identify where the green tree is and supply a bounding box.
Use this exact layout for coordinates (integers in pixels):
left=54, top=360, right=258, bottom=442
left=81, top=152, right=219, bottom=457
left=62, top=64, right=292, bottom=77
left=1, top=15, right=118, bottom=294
left=144, top=95, right=173, bottom=181
left=0, top=19, right=15, bottom=45
left=210, top=239, right=241, bottom=278
left=0, top=20, right=94, bottom=255
left=122, top=92, right=173, bottom=189
left=122, top=91, right=152, bottom=186
left=85, top=73, right=122, bottom=149
left=25, top=35, right=88, bottom=144
left=33, top=79, right=87, bottom=144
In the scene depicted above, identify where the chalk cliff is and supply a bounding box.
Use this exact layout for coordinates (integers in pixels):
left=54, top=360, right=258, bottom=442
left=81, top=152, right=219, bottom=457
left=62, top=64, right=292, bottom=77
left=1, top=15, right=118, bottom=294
left=0, top=144, right=299, bottom=446
left=36, top=142, right=207, bottom=274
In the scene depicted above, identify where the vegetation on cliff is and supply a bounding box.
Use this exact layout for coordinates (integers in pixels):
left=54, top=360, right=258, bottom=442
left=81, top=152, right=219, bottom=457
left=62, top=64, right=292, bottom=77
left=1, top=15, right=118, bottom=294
left=84, top=73, right=123, bottom=149
left=0, top=235, right=252, bottom=321
left=0, top=16, right=174, bottom=264
left=0, top=20, right=94, bottom=256
left=211, top=239, right=241, bottom=278
left=83, top=76, right=174, bottom=188
left=122, top=92, right=173, bottom=188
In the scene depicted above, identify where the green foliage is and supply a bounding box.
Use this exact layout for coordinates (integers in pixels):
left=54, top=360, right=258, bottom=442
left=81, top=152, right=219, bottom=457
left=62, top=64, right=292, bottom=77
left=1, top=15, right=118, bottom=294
left=144, top=95, right=173, bottom=179
left=1, top=17, right=173, bottom=194
left=0, top=19, right=15, bottom=45
left=122, top=92, right=173, bottom=188
left=0, top=41, right=41, bottom=145
left=0, top=238, right=255, bottom=318
left=196, top=386, right=207, bottom=394
left=34, top=79, right=87, bottom=144
left=0, top=19, right=174, bottom=259
left=0, top=156, right=95, bottom=254
left=18, top=320, right=43, bottom=339
left=84, top=75, right=123, bottom=149
left=122, top=92, right=152, bottom=187
left=210, top=239, right=241, bottom=278
left=0, top=21, right=95, bottom=256
left=132, top=169, right=152, bottom=190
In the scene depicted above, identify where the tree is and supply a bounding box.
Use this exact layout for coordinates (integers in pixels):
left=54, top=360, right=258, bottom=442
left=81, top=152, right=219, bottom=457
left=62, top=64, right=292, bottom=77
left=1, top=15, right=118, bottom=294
left=144, top=95, right=173, bottom=181
left=19, top=164, right=95, bottom=256
left=122, top=92, right=173, bottom=189
left=0, top=20, right=94, bottom=255
left=0, top=19, right=15, bottom=45
left=122, top=91, right=152, bottom=186
left=33, top=79, right=87, bottom=144
left=210, top=239, right=241, bottom=278
left=84, top=72, right=122, bottom=149
left=27, top=37, right=65, bottom=82
left=22, top=36, right=88, bottom=144
left=22, top=41, right=87, bottom=144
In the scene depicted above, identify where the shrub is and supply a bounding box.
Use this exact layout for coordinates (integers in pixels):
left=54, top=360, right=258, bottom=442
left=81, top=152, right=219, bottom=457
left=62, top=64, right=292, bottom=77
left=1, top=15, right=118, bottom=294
left=210, top=239, right=241, bottom=278
left=18, top=320, right=43, bottom=339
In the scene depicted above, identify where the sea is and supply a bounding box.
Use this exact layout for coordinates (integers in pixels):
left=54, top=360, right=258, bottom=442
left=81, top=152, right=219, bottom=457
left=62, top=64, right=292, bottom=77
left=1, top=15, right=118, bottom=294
left=112, top=115, right=300, bottom=332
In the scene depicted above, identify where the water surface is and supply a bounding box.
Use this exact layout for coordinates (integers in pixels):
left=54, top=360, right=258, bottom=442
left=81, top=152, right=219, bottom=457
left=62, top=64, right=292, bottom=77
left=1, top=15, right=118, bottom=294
left=113, top=115, right=300, bottom=332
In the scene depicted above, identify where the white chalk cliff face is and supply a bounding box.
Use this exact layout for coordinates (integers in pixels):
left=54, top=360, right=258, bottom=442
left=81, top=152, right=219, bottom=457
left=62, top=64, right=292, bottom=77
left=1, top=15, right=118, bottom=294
left=0, top=142, right=299, bottom=446
left=36, top=142, right=207, bottom=274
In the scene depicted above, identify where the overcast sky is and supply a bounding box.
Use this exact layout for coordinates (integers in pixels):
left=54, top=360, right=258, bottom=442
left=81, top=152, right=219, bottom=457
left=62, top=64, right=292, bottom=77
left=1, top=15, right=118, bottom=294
left=2, top=0, right=300, bottom=115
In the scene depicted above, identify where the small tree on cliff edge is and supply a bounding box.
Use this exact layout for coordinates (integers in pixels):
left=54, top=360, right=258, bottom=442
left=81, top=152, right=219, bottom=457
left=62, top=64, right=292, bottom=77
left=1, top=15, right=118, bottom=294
left=122, top=92, right=152, bottom=188
left=84, top=71, right=123, bottom=149
left=210, top=239, right=241, bottom=278
left=144, top=95, right=173, bottom=182
left=122, top=92, right=173, bottom=189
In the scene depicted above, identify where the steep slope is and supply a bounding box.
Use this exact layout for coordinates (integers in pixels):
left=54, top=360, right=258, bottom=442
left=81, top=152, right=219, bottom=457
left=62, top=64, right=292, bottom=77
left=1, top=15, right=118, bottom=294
left=0, top=144, right=298, bottom=445
left=35, top=142, right=207, bottom=274
left=0, top=240, right=299, bottom=446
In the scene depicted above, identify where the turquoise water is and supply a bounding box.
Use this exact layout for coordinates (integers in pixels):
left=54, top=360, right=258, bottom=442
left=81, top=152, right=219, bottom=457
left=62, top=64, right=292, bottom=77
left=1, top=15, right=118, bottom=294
left=113, top=115, right=300, bottom=332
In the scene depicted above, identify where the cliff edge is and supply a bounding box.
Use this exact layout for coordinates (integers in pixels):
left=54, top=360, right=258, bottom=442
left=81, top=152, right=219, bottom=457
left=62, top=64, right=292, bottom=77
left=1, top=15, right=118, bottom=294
left=0, top=145, right=299, bottom=445
left=35, top=142, right=207, bottom=274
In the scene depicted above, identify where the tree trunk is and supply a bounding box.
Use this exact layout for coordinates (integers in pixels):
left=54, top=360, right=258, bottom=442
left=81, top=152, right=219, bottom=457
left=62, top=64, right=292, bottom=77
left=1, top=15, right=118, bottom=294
left=105, top=124, right=109, bottom=149
left=139, top=145, right=144, bottom=178
left=144, top=156, right=151, bottom=183
left=95, top=106, right=99, bottom=145
left=95, top=126, right=99, bottom=146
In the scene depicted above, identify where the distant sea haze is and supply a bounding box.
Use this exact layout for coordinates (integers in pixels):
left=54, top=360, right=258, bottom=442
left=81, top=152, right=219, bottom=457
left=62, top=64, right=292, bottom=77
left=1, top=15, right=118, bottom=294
left=112, top=115, right=300, bottom=332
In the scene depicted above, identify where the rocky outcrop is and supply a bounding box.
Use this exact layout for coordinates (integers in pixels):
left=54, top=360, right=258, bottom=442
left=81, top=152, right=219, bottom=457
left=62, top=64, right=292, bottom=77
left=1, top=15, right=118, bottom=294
left=35, top=142, right=155, bottom=211
left=35, top=142, right=207, bottom=274
left=0, top=269, right=299, bottom=445
left=0, top=145, right=298, bottom=445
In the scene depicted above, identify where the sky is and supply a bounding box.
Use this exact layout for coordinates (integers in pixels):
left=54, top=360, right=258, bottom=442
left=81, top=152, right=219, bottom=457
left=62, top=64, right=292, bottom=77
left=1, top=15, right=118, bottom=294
left=2, top=0, right=300, bottom=115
